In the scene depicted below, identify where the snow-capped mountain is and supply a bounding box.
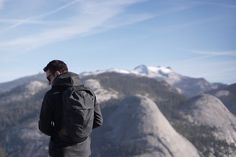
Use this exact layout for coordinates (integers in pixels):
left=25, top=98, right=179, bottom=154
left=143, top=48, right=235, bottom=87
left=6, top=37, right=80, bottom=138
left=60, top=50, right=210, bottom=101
left=82, top=65, right=224, bottom=97
left=81, top=64, right=178, bottom=80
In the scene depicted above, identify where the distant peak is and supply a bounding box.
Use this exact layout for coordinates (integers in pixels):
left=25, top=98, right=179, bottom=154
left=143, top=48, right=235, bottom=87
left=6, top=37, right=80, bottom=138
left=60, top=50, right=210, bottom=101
left=133, top=65, right=149, bottom=74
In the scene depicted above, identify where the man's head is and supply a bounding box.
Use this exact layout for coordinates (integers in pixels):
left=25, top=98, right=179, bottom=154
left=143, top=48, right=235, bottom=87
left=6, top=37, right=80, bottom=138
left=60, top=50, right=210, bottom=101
left=43, top=60, right=68, bottom=85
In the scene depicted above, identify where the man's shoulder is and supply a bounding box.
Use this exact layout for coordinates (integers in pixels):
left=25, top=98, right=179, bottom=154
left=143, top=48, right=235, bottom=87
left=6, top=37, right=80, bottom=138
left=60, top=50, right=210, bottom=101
left=45, top=88, right=63, bottom=98
left=43, top=89, right=63, bottom=107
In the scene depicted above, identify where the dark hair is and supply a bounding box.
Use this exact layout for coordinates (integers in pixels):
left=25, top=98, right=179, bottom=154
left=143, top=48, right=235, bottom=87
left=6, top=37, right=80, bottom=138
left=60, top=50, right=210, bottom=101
left=43, top=60, right=68, bottom=74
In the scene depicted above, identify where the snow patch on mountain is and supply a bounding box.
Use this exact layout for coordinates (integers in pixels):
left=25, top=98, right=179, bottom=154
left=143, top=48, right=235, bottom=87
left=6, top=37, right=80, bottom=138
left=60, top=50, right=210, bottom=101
left=25, top=81, right=48, bottom=96
left=214, top=90, right=230, bottom=97
left=0, top=73, right=45, bottom=93
left=133, top=65, right=173, bottom=76
left=84, top=79, right=120, bottom=103
left=81, top=68, right=132, bottom=77
left=0, top=81, right=48, bottom=105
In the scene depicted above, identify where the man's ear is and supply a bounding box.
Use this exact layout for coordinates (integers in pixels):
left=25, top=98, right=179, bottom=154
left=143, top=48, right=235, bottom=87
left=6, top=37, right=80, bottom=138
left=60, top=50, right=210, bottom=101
left=55, top=71, right=61, bottom=76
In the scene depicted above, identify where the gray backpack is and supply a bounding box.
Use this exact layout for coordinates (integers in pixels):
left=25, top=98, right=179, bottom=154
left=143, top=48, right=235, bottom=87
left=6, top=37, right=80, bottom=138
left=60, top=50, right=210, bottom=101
left=59, top=85, right=95, bottom=143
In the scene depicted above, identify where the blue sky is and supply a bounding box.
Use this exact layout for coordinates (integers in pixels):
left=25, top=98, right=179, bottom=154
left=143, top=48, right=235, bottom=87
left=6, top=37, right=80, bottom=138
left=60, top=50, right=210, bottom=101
left=0, top=0, right=235, bottom=84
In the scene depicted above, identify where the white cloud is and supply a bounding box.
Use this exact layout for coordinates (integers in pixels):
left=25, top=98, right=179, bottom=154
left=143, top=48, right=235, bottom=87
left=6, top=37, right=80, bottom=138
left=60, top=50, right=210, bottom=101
left=172, top=0, right=236, bottom=9
left=191, top=50, right=236, bottom=57
left=82, top=13, right=156, bottom=37
left=165, top=49, right=236, bottom=83
left=0, top=0, right=148, bottom=50
left=0, top=18, right=66, bottom=25
left=196, top=1, right=236, bottom=9
left=0, top=0, right=81, bottom=33
left=155, top=16, right=222, bottom=34
left=0, top=0, right=5, bottom=9
left=169, top=50, right=236, bottom=66
left=171, top=59, right=236, bottom=84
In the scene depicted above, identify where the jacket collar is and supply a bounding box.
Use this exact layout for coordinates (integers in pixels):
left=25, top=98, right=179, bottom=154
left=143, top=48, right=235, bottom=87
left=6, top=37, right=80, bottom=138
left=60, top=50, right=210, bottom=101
left=52, top=72, right=82, bottom=87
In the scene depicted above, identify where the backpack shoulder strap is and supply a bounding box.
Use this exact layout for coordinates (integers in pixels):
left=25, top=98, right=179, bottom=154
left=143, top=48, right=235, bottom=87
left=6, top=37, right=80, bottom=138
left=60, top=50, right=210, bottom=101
left=74, top=85, right=95, bottom=97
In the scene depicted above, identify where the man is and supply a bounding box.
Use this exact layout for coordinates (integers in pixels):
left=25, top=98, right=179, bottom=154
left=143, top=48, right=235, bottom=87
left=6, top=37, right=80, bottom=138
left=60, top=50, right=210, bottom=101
left=39, top=60, right=103, bottom=157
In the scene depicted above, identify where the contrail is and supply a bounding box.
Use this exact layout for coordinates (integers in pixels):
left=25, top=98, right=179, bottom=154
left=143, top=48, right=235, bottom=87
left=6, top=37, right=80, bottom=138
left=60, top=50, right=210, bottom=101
left=1, top=0, right=81, bottom=33
left=0, top=0, right=149, bottom=50
left=191, top=50, right=236, bottom=57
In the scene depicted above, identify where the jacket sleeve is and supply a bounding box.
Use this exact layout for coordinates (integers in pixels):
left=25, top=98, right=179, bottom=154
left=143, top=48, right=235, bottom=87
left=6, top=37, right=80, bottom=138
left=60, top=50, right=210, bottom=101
left=93, top=97, right=103, bottom=128
left=38, top=92, right=54, bottom=136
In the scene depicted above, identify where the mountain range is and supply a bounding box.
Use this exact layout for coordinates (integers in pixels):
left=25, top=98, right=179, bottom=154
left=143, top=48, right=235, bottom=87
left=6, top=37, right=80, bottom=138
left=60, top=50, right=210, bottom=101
left=0, top=65, right=235, bottom=157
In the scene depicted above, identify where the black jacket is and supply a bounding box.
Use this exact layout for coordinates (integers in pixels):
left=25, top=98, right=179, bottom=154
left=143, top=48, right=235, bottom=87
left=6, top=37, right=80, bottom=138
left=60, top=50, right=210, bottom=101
left=39, top=72, right=103, bottom=157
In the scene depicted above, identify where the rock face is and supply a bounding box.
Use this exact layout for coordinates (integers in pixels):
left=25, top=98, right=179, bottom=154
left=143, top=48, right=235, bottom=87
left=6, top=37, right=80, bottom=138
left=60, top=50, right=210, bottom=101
left=179, top=94, right=236, bottom=156
left=98, top=96, right=200, bottom=157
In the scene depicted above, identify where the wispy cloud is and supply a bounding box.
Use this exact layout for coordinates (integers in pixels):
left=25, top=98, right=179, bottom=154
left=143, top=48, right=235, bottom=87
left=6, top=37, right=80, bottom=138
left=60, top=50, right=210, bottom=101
left=168, top=50, right=236, bottom=66
left=0, top=0, right=5, bottom=10
left=0, top=0, right=81, bottom=33
left=169, top=56, right=236, bottom=83
left=184, top=50, right=236, bottom=62
left=194, top=0, right=236, bottom=9
left=155, top=16, right=222, bottom=35
left=146, top=1, right=225, bottom=35
left=191, top=50, right=236, bottom=57
left=169, top=0, right=236, bottom=9
left=0, top=18, right=66, bottom=26
left=90, top=13, right=156, bottom=33
left=0, top=0, right=149, bottom=51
